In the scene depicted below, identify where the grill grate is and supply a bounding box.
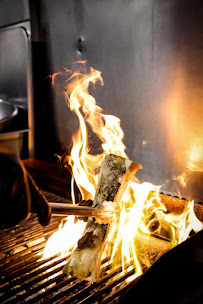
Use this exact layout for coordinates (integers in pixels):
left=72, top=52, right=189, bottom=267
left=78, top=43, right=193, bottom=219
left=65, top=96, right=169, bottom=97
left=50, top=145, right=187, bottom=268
left=0, top=191, right=139, bottom=304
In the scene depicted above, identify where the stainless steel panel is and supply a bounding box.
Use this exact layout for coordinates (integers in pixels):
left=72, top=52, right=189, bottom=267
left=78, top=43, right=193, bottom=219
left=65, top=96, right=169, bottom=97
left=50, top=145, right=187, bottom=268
left=0, top=27, right=28, bottom=102
left=31, top=0, right=203, bottom=200
left=0, top=0, right=29, bottom=28
left=0, top=22, right=34, bottom=157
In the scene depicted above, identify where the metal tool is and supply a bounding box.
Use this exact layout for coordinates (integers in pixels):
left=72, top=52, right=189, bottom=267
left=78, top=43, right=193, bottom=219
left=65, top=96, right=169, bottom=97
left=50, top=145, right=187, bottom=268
left=49, top=202, right=113, bottom=220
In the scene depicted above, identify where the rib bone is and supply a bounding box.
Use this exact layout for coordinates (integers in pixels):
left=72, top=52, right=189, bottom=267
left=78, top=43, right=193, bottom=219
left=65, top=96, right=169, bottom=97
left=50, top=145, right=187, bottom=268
left=63, top=154, right=142, bottom=281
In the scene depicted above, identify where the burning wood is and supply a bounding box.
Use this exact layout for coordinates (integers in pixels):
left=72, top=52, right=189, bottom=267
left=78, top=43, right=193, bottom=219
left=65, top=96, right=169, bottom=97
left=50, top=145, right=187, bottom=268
left=63, top=154, right=142, bottom=281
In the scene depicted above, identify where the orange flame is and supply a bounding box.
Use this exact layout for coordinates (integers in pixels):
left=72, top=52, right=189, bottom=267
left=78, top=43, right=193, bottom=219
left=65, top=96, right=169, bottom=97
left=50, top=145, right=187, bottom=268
left=188, top=139, right=203, bottom=172
left=173, top=138, right=203, bottom=188
left=104, top=181, right=203, bottom=276
left=43, top=62, right=203, bottom=280
left=61, top=63, right=126, bottom=203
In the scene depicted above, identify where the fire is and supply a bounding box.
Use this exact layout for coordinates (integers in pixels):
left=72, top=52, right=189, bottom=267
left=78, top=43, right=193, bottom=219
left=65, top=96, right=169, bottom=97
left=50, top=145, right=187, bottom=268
left=43, top=216, right=86, bottom=259
left=188, top=138, right=203, bottom=172
left=61, top=62, right=126, bottom=203
left=43, top=62, right=202, bottom=280
left=173, top=171, right=188, bottom=188
left=173, top=138, right=203, bottom=188
left=104, top=181, right=203, bottom=275
left=43, top=62, right=127, bottom=259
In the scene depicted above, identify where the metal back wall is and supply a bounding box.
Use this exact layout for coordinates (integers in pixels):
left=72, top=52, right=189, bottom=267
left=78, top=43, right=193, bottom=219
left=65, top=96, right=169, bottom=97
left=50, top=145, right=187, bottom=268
left=30, top=0, right=203, bottom=201
left=0, top=0, right=30, bottom=104
left=0, top=0, right=35, bottom=158
left=0, top=0, right=30, bottom=28
left=0, top=27, right=28, bottom=103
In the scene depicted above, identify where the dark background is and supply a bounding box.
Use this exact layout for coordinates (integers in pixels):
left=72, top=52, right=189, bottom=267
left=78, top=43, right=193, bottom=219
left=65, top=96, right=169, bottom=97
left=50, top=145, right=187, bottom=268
left=0, top=0, right=202, bottom=201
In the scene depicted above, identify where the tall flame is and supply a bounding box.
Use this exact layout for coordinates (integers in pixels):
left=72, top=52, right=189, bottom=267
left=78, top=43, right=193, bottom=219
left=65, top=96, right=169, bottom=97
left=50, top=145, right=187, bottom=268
left=43, top=62, right=203, bottom=279
left=61, top=62, right=126, bottom=203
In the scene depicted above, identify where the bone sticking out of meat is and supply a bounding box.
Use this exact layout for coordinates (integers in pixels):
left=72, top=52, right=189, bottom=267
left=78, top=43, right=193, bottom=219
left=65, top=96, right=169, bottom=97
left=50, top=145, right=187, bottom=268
left=63, top=154, right=142, bottom=281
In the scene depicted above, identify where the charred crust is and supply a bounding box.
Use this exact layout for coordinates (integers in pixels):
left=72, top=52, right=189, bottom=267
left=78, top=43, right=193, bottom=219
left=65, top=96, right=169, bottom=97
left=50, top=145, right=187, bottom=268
left=77, top=231, right=98, bottom=249
left=101, top=224, right=108, bottom=241
left=79, top=200, right=93, bottom=207
left=119, top=164, right=126, bottom=175
left=106, top=183, right=120, bottom=201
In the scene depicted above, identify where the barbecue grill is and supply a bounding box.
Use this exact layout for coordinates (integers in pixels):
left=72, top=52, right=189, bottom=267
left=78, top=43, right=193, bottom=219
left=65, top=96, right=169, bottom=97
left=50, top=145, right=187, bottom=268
left=0, top=190, right=139, bottom=304
left=0, top=1, right=202, bottom=303
left=0, top=188, right=202, bottom=304
left=0, top=161, right=157, bottom=303
left=0, top=158, right=202, bottom=304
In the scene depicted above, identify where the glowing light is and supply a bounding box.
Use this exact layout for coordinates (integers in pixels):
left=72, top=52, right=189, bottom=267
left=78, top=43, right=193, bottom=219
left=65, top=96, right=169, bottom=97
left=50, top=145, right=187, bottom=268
left=188, top=139, right=203, bottom=172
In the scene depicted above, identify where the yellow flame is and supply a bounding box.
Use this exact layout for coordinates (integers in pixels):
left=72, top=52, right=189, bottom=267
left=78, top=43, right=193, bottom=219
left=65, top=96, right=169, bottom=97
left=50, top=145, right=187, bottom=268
left=104, top=181, right=203, bottom=274
left=173, top=171, right=188, bottom=188
left=63, top=63, right=126, bottom=202
left=43, top=62, right=127, bottom=261
left=188, top=139, right=203, bottom=172
left=43, top=62, right=203, bottom=279
left=154, top=200, right=203, bottom=246
left=43, top=216, right=86, bottom=259
left=173, top=138, right=203, bottom=188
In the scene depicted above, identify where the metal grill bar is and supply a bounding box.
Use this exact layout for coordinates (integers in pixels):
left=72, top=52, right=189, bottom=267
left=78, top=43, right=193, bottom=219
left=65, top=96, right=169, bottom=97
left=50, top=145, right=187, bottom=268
left=2, top=190, right=193, bottom=304
left=0, top=191, right=141, bottom=304
left=0, top=256, right=67, bottom=298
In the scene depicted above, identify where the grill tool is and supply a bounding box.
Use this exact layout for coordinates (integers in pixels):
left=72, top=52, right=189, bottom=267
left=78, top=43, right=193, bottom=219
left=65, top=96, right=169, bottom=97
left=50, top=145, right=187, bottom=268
left=49, top=202, right=113, bottom=221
